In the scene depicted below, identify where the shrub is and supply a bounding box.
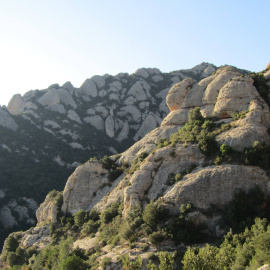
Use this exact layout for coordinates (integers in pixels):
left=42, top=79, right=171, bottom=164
left=232, top=110, right=248, bottom=121
left=100, top=202, right=120, bottom=224
left=101, top=257, right=111, bottom=270
left=182, top=218, right=270, bottom=270
left=175, top=173, right=182, bottom=182
left=220, top=144, right=233, bottom=157
left=243, top=141, right=270, bottom=169
left=197, top=130, right=216, bottom=155
left=158, top=251, right=175, bottom=270
left=201, top=120, right=214, bottom=131
left=74, top=210, right=88, bottom=227
left=188, top=107, right=204, bottom=124
left=251, top=73, right=270, bottom=105
left=99, top=215, right=122, bottom=245
left=81, top=220, right=100, bottom=236
left=126, top=204, right=143, bottom=230
left=121, top=254, right=143, bottom=270
left=6, top=252, right=18, bottom=267
left=60, top=255, right=87, bottom=270
left=143, top=200, right=167, bottom=230
left=182, top=245, right=220, bottom=270
left=149, top=231, right=167, bottom=245
left=143, top=201, right=158, bottom=229
left=215, top=155, right=222, bottom=165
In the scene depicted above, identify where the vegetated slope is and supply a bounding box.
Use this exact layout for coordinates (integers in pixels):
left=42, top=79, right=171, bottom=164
left=1, top=64, right=270, bottom=269
left=0, top=63, right=216, bottom=249
left=2, top=64, right=270, bottom=270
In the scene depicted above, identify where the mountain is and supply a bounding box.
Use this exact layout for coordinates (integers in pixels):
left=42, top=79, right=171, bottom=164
left=1, top=64, right=270, bottom=269
left=0, top=63, right=216, bottom=248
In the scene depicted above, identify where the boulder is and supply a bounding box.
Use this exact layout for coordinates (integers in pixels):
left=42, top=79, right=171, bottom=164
left=119, top=125, right=180, bottom=165
left=20, top=225, right=51, bottom=248
left=91, top=75, right=105, bottom=89
left=38, top=88, right=77, bottom=109
left=134, top=113, right=158, bottom=141
left=61, top=161, right=110, bottom=214
left=80, top=79, right=98, bottom=97
left=213, top=76, right=259, bottom=118
left=166, top=78, right=195, bottom=111
left=203, top=67, right=241, bottom=106
left=7, top=94, right=25, bottom=115
left=105, top=115, right=115, bottom=138
left=0, top=107, right=18, bottom=131
left=163, top=165, right=270, bottom=213
left=120, top=105, right=142, bottom=123
left=116, top=121, right=129, bottom=142
left=36, top=194, right=58, bottom=224
left=84, top=115, right=104, bottom=131
left=62, top=81, right=74, bottom=93
left=127, top=82, right=148, bottom=101
left=216, top=100, right=270, bottom=151
left=67, top=110, right=82, bottom=124
left=161, top=108, right=189, bottom=126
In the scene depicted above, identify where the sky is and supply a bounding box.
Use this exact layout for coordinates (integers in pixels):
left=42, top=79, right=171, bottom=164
left=0, top=0, right=269, bottom=106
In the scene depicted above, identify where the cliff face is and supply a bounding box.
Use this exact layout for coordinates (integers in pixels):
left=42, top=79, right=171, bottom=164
left=2, top=63, right=270, bottom=269
left=56, top=66, right=270, bottom=219
left=0, top=63, right=216, bottom=245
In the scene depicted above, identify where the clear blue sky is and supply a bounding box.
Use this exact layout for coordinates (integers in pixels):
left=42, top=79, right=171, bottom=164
left=0, top=0, right=269, bottom=106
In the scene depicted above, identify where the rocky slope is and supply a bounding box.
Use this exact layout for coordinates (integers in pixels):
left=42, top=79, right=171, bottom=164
left=1, top=64, right=270, bottom=269
left=0, top=63, right=216, bottom=247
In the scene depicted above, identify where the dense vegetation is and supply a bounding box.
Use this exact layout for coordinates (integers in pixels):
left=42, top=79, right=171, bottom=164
left=2, top=184, right=270, bottom=269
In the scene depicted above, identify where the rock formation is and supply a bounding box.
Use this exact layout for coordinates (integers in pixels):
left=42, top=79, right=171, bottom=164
left=2, top=63, right=270, bottom=269
left=0, top=63, right=216, bottom=245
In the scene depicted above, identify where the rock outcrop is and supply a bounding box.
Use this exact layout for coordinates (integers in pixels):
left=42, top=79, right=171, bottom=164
left=2, top=63, right=270, bottom=270
left=164, top=165, right=270, bottom=212
left=36, top=195, right=58, bottom=224
left=50, top=65, right=270, bottom=220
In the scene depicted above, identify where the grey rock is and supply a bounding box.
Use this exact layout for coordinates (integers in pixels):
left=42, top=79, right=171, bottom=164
left=80, top=79, right=98, bottom=97
left=0, top=107, right=18, bottom=131
left=105, top=115, right=115, bottom=138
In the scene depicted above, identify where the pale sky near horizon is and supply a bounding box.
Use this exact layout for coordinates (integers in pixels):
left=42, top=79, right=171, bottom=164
left=0, top=0, right=269, bottom=106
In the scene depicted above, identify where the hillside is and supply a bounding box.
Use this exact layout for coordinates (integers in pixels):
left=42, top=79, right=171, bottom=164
left=1, top=63, right=270, bottom=269
left=0, top=63, right=216, bottom=248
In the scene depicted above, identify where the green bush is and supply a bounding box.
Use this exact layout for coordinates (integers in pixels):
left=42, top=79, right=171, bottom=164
left=251, top=73, right=270, bottom=105
left=188, top=107, right=204, bottom=124
left=126, top=204, right=143, bottom=230
left=121, top=254, right=143, bottom=270
left=60, top=255, right=87, bottom=270
left=220, top=143, right=233, bottom=156
left=232, top=110, right=248, bottom=121
left=74, top=210, right=88, bottom=227
left=99, top=215, right=122, bottom=245
left=197, top=130, right=217, bottom=155
left=100, top=202, right=120, bottom=224
left=149, top=231, right=167, bottom=245
left=243, top=141, right=270, bottom=169
left=143, top=201, right=167, bottom=230
left=6, top=252, right=19, bottom=267
left=182, top=218, right=270, bottom=270
left=81, top=220, right=100, bottom=236
left=101, top=257, right=111, bottom=270
left=4, top=235, right=19, bottom=252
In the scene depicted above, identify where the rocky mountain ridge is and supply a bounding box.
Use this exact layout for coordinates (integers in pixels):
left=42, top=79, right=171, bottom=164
left=1, top=64, right=270, bottom=269
left=0, top=63, right=216, bottom=247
